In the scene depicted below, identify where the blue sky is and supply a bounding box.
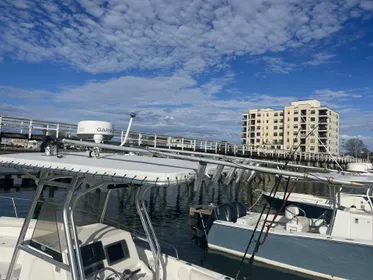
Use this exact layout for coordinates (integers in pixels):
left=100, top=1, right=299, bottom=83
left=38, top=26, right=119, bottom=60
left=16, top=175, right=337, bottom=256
left=0, top=0, right=373, bottom=147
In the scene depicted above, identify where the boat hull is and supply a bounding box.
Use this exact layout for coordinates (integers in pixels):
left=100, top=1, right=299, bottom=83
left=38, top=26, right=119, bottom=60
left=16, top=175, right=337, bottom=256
left=208, top=222, right=373, bottom=279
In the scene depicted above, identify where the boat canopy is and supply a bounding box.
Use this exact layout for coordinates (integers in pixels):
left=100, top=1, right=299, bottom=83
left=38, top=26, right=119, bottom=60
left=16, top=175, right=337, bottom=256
left=0, top=152, right=204, bottom=185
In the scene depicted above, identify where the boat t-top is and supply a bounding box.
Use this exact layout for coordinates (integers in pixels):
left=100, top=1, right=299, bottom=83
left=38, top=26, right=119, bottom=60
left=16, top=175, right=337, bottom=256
left=0, top=120, right=232, bottom=280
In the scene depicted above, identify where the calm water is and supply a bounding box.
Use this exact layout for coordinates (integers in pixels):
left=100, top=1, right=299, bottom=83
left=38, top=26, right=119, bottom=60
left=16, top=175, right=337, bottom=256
left=0, top=175, right=330, bottom=279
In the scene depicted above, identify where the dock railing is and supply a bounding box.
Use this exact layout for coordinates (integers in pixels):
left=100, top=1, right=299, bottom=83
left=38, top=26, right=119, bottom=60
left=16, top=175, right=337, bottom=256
left=0, top=115, right=368, bottom=163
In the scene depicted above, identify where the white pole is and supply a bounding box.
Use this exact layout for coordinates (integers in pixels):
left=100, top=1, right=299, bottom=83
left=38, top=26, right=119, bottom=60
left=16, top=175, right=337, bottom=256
left=120, top=113, right=136, bottom=146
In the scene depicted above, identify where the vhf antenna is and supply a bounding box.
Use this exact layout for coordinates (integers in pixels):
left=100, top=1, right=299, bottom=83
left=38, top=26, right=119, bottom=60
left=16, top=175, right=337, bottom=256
left=120, top=112, right=136, bottom=146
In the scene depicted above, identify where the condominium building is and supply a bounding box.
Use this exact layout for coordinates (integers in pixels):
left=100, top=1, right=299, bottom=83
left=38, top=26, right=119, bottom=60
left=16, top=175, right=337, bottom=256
left=242, top=100, right=339, bottom=155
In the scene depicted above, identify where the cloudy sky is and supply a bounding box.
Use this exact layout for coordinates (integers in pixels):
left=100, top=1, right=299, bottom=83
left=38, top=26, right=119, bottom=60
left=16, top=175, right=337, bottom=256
left=0, top=0, right=373, bottom=147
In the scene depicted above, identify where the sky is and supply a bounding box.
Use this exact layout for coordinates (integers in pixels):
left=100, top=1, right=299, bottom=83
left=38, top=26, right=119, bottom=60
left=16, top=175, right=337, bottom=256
left=0, top=0, right=373, bottom=148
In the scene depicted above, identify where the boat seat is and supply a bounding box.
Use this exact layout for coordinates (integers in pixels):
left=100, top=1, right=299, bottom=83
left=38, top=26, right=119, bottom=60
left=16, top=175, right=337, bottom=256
left=230, top=201, right=247, bottom=219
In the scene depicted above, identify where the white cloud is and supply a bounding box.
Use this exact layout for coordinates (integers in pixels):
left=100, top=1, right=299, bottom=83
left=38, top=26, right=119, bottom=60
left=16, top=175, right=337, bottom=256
left=305, top=53, right=336, bottom=66
left=314, top=89, right=362, bottom=100
left=261, top=57, right=296, bottom=74
left=0, top=0, right=370, bottom=73
left=360, top=0, right=373, bottom=11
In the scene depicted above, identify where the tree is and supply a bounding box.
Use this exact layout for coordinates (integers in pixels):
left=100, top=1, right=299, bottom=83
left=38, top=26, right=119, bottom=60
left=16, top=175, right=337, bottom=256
left=344, top=138, right=367, bottom=158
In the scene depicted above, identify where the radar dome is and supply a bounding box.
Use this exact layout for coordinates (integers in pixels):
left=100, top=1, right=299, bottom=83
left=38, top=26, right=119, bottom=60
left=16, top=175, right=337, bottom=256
left=77, top=121, right=114, bottom=143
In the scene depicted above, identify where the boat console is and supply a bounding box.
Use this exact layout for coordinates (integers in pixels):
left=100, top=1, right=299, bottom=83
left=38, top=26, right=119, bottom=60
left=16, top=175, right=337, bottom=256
left=19, top=222, right=152, bottom=280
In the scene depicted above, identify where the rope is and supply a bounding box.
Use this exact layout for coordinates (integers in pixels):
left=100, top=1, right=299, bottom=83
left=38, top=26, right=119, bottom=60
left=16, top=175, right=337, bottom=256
left=247, top=189, right=264, bottom=212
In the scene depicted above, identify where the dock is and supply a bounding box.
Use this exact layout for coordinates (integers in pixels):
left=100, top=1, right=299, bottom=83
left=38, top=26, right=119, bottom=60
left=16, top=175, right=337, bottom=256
left=0, top=167, right=36, bottom=189
left=0, top=115, right=368, bottom=168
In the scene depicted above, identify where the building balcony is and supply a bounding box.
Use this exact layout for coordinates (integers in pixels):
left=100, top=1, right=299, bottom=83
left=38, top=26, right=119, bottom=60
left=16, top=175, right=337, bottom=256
left=319, top=125, right=328, bottom=131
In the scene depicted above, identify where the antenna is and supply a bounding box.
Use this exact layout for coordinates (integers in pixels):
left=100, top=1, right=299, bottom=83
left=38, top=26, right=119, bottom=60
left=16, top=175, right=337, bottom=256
left=120, top=112, right=136, bottom=146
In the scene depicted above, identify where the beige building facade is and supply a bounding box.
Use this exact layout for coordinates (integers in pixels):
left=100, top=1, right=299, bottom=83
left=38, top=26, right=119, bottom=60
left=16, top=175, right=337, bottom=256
left=242, top=100, right=339, bottom=155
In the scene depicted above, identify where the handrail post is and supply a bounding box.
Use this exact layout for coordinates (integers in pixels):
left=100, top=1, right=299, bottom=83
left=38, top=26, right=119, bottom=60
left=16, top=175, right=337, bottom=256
left=56, top=123, right=60, bottom=138
left=28, top=120, right=33, bottom=139
left=11, top=198, right=18, bottom=218
left=138, top=133, right=142, bottom=146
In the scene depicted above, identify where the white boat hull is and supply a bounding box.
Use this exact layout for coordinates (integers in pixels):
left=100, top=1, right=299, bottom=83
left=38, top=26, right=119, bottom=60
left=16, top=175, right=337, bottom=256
left=208, top=220, right=373, bottom=279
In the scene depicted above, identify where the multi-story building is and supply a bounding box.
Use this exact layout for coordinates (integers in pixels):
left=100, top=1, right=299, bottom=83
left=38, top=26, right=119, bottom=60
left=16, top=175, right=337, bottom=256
left=242, top=100, right=339, bottom=155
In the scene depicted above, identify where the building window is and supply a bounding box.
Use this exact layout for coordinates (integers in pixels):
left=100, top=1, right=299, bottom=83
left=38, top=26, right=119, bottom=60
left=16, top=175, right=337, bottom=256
left=287, top=117, right=290, bottom=122
left=277, top=146, right=281, bottom=149
left=257, top=120, right=261, bottom=123
left=310, top=146, right=315, bottom=151
left=294, top=138, right=298, bottom=143
left=288, top=111, right=290, bottom=114
left=294, top=117, right=298, bottom=121
left=274, top=126, right=278, bottom=130
left=274, top=119, right=278, bottom=123
left=274, top=113, right=278, bottom=117
left=294, top=124, right=298, bottom=129
left=266, top=126, right=268, bottom=130
left=311, top=117, right=315, bottom=121
left=294, top=111, right=299, bottom=115
left=311, top=110, right=315, bottom=114
left=266, top=120, right=269, bottom=123
left=257, top=114, right=261, bottom=117
left=310, top=124, right=315, bottom=129
left=310, top=139, right=315, bottom=143
left=274, top=132, right=278, bottom=136
left=257, top=126, right=260, bottom=129
left=257, top=132, right=260, bottom=136
left=256, top=139, right=260, bottom=143
left=279, top=132, right=283, bottom=136
left=287, top=131, right=290, bottom=135
left=287, top=139, right=290, bottom=142
left=267, top=113, right=269, bottom=117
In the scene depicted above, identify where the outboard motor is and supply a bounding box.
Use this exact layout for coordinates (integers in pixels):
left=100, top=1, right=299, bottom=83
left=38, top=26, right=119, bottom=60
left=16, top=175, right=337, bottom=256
left=231, top=201, right=247, bottom=219
left=205, top=203, right=237, bottom=234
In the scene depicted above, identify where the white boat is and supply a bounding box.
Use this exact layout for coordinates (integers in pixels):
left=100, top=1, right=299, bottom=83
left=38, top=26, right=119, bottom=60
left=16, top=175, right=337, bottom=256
left=0, top=148, right=232, bottom=280
left=346, top=162, right=373, bottom=174
left=206, top=193, right=373, bottom=279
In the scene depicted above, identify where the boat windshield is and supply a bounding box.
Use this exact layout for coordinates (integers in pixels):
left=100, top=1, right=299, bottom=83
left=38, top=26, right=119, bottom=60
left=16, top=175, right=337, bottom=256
left=30, top=201, right=65, bottom=261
